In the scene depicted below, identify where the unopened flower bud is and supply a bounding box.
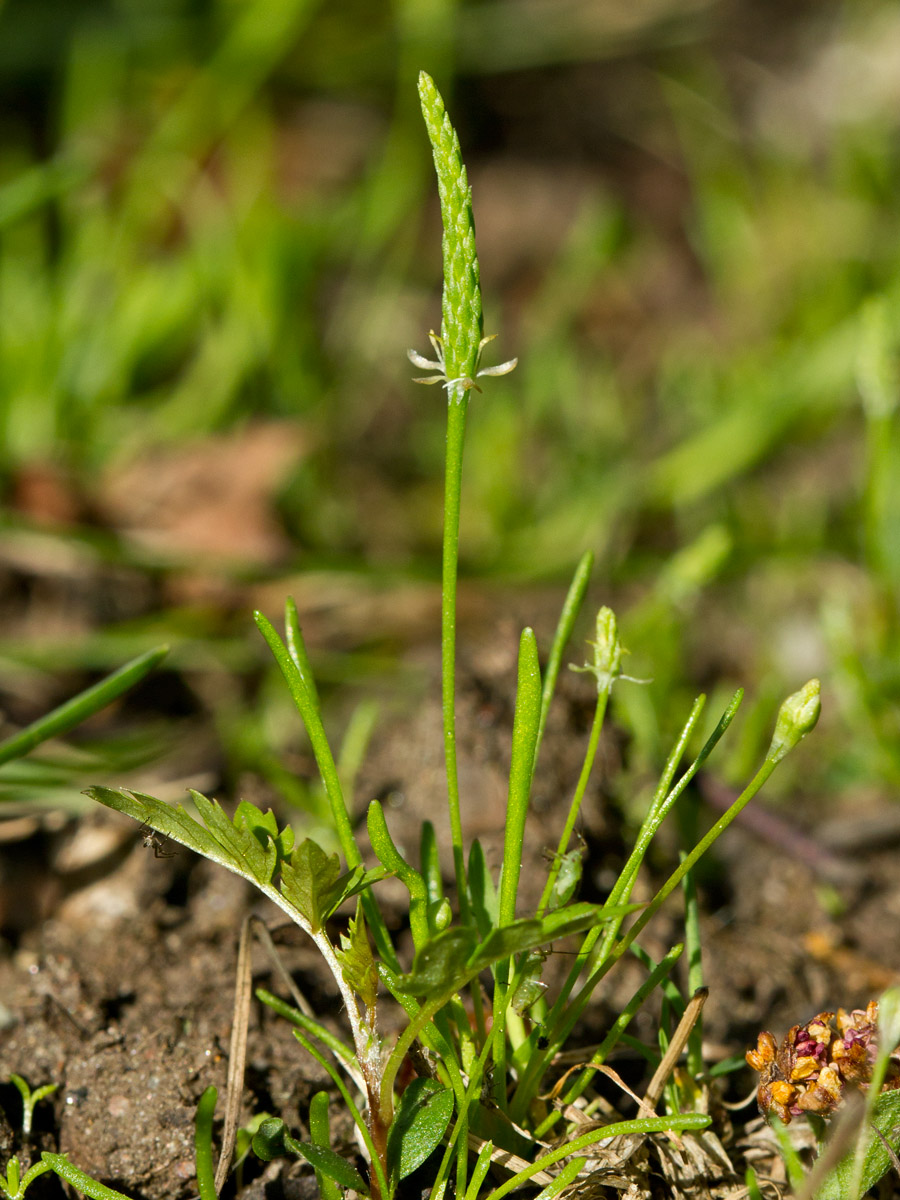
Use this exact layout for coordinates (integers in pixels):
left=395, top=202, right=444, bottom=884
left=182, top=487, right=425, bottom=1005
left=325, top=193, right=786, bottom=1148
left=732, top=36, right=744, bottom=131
left=766, top=679, right=821, bottom=766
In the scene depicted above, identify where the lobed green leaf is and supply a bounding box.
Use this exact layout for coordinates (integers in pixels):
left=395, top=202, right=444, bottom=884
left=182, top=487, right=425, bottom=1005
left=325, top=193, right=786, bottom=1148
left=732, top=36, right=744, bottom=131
left=190, top=790, right=278, bottom=884
left=337, top=904, right=378, bottom=1012
left=86, top=787, right=237, bottom=872
left=280, top=838, right=341, bottom=931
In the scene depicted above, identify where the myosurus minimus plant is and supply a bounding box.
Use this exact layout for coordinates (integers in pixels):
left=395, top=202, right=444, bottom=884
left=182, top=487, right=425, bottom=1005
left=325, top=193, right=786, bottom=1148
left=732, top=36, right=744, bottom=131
left=70, top=73, right=889, bottom=1200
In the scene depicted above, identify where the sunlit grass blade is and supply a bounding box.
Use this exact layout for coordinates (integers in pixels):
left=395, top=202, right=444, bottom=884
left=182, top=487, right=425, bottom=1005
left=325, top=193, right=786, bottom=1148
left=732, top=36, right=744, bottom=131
left=254, top=606, right=398, bottom=969
left=534, top=550, right=593, bottom=756
left=497, top=628, right=542, bottom=930
left=0, top=646, right=168, bottom=769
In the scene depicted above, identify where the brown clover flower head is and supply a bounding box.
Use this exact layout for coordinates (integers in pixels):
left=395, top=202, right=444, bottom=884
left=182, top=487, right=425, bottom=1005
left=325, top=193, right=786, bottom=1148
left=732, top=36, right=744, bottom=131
left=746, top=1001, right=900, bottom=1124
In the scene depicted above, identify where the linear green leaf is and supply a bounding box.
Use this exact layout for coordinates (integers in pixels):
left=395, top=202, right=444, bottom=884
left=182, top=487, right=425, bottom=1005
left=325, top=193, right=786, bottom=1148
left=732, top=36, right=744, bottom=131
left=0, top=647, right=168, bottom=769
left=194, top=1086, right=218, bottom=1200
left=41, top=1154, right=135, bottom=1200
left=283, top=1135, right=367, bottom=1194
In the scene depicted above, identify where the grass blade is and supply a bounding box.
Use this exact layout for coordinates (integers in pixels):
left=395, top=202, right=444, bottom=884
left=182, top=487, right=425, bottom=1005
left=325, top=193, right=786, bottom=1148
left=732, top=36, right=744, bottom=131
left=194, top=1086, right=218, bottom=1200
left=0, top=646, right=168, bottom=768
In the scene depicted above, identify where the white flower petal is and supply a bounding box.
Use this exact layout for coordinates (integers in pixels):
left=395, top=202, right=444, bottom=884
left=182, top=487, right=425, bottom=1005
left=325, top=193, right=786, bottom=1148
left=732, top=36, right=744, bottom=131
left=477, top=357, right=518, bottom=377
left=408, top=348, right=443, bottom=370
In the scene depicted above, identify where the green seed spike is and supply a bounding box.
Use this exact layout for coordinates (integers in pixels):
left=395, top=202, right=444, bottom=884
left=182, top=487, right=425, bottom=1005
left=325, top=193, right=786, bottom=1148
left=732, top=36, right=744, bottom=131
left=417, top=71, right=483, bottom=391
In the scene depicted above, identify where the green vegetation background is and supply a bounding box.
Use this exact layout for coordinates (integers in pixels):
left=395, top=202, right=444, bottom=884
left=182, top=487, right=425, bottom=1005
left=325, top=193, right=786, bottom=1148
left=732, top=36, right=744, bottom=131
left=0, top=0, right=898, bottom=815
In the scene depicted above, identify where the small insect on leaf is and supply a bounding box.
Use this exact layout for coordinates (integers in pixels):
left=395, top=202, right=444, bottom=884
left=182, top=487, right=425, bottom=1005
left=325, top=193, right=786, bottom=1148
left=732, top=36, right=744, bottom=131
left=139, top=823, right=176, bottom=859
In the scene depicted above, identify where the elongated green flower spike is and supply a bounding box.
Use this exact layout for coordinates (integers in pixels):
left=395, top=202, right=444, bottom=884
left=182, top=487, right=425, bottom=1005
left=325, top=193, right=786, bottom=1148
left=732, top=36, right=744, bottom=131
left=412, top=73, right=516, bottom=400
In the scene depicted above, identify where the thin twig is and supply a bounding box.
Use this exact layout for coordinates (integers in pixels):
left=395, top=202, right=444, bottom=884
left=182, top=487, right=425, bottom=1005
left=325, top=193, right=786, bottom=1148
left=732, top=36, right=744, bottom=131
left=643, top=987, right=708, bottom=1113
left=214, top=916, right=253, bottom=1194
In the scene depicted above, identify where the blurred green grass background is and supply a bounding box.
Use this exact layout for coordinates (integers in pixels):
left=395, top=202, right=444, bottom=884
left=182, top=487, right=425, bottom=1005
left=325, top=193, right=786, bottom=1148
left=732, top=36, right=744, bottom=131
left=1, top=0, right=899, bottom=811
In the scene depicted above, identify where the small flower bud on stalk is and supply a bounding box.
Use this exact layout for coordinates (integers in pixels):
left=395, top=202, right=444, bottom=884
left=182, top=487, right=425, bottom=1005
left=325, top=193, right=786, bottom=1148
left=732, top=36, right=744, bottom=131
left=570, top=606, right=622, bottom=693
left=766, top=678, right=821, bottom=765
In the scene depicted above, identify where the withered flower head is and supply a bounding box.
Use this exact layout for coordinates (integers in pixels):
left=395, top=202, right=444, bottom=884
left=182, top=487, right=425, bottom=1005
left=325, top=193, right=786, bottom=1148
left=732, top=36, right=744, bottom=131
left=746, top=1001, right=900, bottom=1124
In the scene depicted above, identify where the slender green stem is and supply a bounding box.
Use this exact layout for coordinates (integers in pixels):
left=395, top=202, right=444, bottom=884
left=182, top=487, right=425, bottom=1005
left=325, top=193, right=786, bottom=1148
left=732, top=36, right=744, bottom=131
left=497, top=628, right=542, bottom=930
left=511, top=693, right=718, bottom=1112
left=561, top=757, right=778, bottom=1047
left=534, top=551, right=593, bottom=757
left=482, top=1113, right=711, bottom=1200
left=292, top=1028, right=391, bottom=1200
left=682, top=860, right=705, bottom=1077
left=537, top=686, right=608, bottom=916
left=442, top=389, right=471, bottom=916
left=533, top=942, right=684, bottom=1133
left=464, top=1141, right=494, bottom=1200
left=429, top=1038, right=493, bottom=1199
left=492, top=627, right=541, bottom=1105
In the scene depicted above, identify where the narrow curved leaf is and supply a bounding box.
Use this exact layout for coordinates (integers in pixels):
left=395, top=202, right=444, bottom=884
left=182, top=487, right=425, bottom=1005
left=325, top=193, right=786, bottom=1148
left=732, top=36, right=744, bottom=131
left=308, top=1092, right=342, bottom=1200
left=467, top=901, right=641, bottom=975
left=194, top=1086, right=218, bottom=1200
left=283, top=1133, right=367, bottom=1194
left=0, top=646, right=168, bottom=768
left=41, top=1153, right=134, bottom=1200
